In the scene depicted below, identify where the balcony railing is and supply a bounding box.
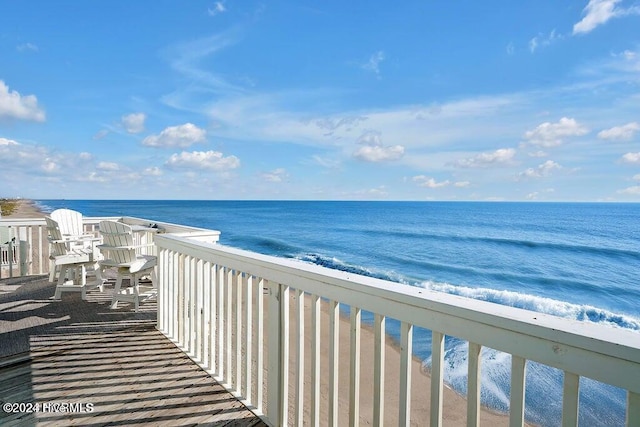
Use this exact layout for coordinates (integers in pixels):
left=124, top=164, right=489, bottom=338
left=154, top=231, right=640, bottom=426
left=3, top=215, right=639, bottom=426
left=0, top=216, right=220, bottom=277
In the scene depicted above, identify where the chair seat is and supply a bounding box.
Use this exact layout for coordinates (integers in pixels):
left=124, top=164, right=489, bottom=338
left=51, top=249, right=94, bottom=265
left=100, top=254, right=156, bottom=273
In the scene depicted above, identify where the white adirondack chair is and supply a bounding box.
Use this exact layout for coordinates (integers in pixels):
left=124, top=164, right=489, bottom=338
left=46, top=217, right=103, bottom=300
left=48, top=208, right=99, bottom=282
left=98, top=221, right=157, bottom=312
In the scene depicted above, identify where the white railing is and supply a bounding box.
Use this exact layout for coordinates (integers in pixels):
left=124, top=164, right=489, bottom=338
left=155, top=232, right=640, bottom=427
left=0, top=216, right=220, bottom=278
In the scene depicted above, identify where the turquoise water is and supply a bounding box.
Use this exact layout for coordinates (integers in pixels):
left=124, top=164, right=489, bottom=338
left=37, top=200, right=640, bottom=426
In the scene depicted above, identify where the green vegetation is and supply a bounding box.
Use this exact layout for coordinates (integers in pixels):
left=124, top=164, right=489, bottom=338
left=0, top=199, right=19, bottom=216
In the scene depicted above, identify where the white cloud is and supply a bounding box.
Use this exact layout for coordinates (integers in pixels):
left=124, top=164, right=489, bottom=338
left=617, top=185, right=640, bottom=195
left=454, top=181, right=470, bottom=187
left=597, top=122, right=640, bottom=140
left=312, top=116, right=368, bottom=136
left=621, top=152, right=640, bottom=164
left=143, top=167, right=163, bottom=176
left=353, top=145, right=404, bottom=162
left=93, top=129, right=109, bottom=140
left=362, top=51, right=385, bottom=76
left=518, top=160, right=562, bottom=179
left=357, top=186, right=389, bottom=198
left=312, top=155, right=341, bottom=169
left=166, top=32, right=241, bottom=95
left=357, top=130, right=382, bottom=146
left=79, top=152, right=92, bottom=160
left=633, top=174, right=640, bottom=181
left=208, top=1, right=226, bottom=16
left=412, top=176, right=450, bottom=188
left=262, top=168, right=288, bottom=183
left=97, top=161, right=120, bottom=171
left=452, top=148, right=516, bottom=168
left=16, top=43, right=38, bottom=52
left=527, top=150, right=548, bottom=157
left=0, top=80, right=45, bottom=122
left=0, top=141, right=51, bottom=171
left=529, top=29, right=561, bottom=53
left=143, top=123, right=206, bottom=148
left=0, top=137, right=19, bottom=146
left=523, top=117, right=588, bottom=147
left=353, top=130, right=404, bottom=162
left=122, top=112, right=146, bottom=134
left=86, top=172, right=108, bottom=183
left=42, top=159, right=58, bottom=173
left=506, top=42, right=515, bottom=55
left=166, top=150, right=240, bottom=171
left=573, top=0, right=639, bottom=35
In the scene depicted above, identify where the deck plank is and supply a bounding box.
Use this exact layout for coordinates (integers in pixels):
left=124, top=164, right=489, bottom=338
left=0, top=275, right=266, bottom=426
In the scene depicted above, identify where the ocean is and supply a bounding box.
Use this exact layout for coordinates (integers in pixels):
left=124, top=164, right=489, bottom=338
left=37, top=200, right=640, bottom=426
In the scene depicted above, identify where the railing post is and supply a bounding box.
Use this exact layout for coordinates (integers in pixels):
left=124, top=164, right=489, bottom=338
left=310, top=293, right=321, bottom=427
left=561, top=372, right=579, bottom=427
left=329, top=300, right=340, bottom=426
left=467, top=342, right=482, bottom=427
left=399, top=321, right=413, bottom=427
left=255, top=278, right=265, bottom=413
left=628, top=391, right=640, bottom=427
left=509, top=356, right=527, bottom=427
left=267, top=281, right=288, bottom=426
left=373, top=314, right=386, bottom=426
left=431, top=331, right=444, bottom=427
left=244, top=274, right=253, bottom=400
left=19, top=239, right=28, bottom=276
left=295, top=289, right=305, bottom=426
left=349, top=306, right=361, bottom=427
left=157, top=247, right=164, bottom=333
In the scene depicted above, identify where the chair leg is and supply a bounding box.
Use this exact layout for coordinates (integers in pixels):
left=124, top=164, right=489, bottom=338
left=54, top=265, right=67, bottom=299
left=80, top=265, right=87, bottom=300
left=94, top=263, right=104, bottom=292
left=111, top=275, right=123, bottom=309
left=48, top=262, right=56, bottom=282
left=133, top=273, right=140, bottom=312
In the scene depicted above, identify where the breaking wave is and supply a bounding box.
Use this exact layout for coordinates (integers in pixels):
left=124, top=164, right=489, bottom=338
left=298, top=252, right=636, bottom=426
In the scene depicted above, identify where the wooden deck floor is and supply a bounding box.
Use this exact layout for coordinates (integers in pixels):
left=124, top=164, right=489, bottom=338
left=0, top=275, right=267, bottom=427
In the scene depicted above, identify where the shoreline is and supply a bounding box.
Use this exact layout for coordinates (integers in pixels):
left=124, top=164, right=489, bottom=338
left=2, top=199, right=46, bottom=219
left=7, top=200, right=514, bottom=425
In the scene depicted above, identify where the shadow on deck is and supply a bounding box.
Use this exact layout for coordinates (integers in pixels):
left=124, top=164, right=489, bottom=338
left=0, top=275, right=266, bottom=426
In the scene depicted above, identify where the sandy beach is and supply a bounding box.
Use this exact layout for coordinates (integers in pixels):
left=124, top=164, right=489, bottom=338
left=282, top=292, right=512, bottom=426
left=5, top=200, right=513, bottom=425
left=2, top=199, right=45, bottom=219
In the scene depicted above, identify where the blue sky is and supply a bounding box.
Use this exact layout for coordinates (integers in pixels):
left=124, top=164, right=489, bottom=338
left=1, top=1, right=639, bottom=201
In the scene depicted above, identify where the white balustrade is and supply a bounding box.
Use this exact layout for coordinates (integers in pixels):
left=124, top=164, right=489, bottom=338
left=154, top=232, right=640, bottom=427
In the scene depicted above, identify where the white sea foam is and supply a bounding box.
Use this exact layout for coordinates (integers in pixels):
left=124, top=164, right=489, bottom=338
left=421, top=280, right=640, bottom=330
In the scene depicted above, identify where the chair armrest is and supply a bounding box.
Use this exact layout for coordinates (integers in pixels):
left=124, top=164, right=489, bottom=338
left=98, top=243, right=153, bottom=250
left=64, top=234, right=101, bottom=242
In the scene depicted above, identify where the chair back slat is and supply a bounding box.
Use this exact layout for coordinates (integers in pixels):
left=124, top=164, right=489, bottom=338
left=51, top=209, right=84, bottom=237
left=98, top=221, right=137, bottom=264
left=45, top=217, right=69, bottom=257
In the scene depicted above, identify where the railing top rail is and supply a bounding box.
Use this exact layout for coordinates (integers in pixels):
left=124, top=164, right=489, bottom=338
left=155, top=232, right=640, bottom=393
left=119, top=216, right=221, bottom=236
left=0, top=216, right=221, bottom=237
left=0, top=216, right=122, bottom=226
